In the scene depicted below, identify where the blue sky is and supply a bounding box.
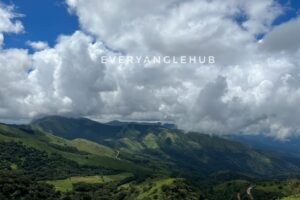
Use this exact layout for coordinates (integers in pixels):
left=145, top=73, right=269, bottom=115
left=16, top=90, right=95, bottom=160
left=1, top=0, right=78, bottom=50
left=1, top=0, right=300, bottom=51
left=274, top=0, right=300, bottom=25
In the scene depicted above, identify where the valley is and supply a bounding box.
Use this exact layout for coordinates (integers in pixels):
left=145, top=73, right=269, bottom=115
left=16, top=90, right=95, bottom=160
left=0, top=116, right=300, bottom=199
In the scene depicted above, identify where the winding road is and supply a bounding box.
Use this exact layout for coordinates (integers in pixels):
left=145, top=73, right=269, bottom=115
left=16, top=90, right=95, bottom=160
left=247, top=185, right=255, bottom=200
left=115, top=150, right=121, bottom=160
left=237, top=192, right=241, bottom=200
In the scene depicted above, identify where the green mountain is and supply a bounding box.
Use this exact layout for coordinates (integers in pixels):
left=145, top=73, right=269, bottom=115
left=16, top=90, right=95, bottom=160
left=0, top=122, right=202, bottom=199
left=32, top=116, right=300, bottom=178
left=1, top=116, right=300, bottom=199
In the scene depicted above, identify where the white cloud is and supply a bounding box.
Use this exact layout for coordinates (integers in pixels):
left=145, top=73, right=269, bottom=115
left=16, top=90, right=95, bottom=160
left=0, top=3, right=22, bottom=47
left=261, top=16, right=300, bottom=52
left=0, top=48, right=32, bottom=119
left=66, top=0, right=281, bottom=59
left=1, top=0, right=300, bottom=139
left=0, top=2, right=28, bottom=119
left=0, top=2, right=23, bottom=39
left=26, top=41, right=49, bottom=51
left=27, top=31, right=117, bottom=117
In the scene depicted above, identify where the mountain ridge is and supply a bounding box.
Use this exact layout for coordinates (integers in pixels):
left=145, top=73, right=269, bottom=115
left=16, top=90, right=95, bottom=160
left=1, top=116, right=300, bottom=199
left=30, top=116, right=300, bottom=179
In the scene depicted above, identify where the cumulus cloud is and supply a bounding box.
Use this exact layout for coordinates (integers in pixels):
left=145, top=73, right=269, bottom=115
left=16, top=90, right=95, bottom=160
left=261, top=17, right=300, bottom=52
left=0, top=48, right=32, bottom=119
left=26, top=41, right=49, bottom=51
left=0, top=2, right=23, bottom=45
left=66, top=0, right=281, bottom=65
left=0, top=2, right=28, bottom=119
left=1, top=0, right=300, bottom=139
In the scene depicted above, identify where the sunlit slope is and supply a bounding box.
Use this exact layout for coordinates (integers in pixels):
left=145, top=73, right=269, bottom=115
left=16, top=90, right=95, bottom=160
left=32, top=116, right=300, bottom=178
left=0, top=123, right=147, bottom=174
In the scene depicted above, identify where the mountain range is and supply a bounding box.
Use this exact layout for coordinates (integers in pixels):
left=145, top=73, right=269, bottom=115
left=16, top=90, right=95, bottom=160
left=0, top=116, right=300, bottom=199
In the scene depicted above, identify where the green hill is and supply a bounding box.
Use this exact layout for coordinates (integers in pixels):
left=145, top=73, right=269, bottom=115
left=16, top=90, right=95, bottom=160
left=0, top=123, right=148, bottom=174
left=1, top=116, right=300, bottom=199
left=32, top=116, right=300, bottom=179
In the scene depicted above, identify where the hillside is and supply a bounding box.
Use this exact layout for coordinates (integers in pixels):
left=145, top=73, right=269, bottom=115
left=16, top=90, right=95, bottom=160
left=1, top=117, right=300, bottom=199
left=232, top=134, right=300, bottom=158
left=0, top=123, right=148, bottom=174
left=32, top=116, right=300, bottom=179
left=0, top=122, right=204, bottom=199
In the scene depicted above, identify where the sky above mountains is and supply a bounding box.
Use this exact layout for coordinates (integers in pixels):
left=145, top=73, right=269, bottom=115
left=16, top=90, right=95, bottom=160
left=0, top=0, right=300, bottom=139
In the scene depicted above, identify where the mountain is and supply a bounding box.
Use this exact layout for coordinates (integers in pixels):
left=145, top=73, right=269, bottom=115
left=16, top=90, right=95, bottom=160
left=231, top=134, right=300, bottom=158
left=0, top=120, right=205, bottom=199
left=32, top=116, right=174, bottom=142
left=106, top=120, right=177, bottom=129
left=32, top=116, right=123, bottom=141
left=31, top=116, right=300, bottom=179
left=0, top=123, right=147, bottom=174
left=1, top=116, right=300, bottom=199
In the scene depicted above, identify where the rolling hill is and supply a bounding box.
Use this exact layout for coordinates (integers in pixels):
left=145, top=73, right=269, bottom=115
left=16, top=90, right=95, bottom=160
left=1, top=116, right=300, bottom=199
left=32, top=116, right=300, bottom=179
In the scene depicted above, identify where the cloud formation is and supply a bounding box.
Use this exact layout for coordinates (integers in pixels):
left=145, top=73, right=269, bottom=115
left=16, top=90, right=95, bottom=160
left=0, top=2, right=23, bottom=46
left=1, top=0, right=300, bottom=139
left=26, top=41, right=49, bottom=51
left=262, top=17, right=300, bottom=52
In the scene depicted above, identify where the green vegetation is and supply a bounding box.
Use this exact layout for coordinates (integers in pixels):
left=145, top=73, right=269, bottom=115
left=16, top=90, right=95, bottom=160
left=142, top=133, right=159, bottom=149
left=1, top=116, right=300, bottom=199
left=47, top=173, right=132, bottom=192
left=116, top=178, right=203, bottom=200
left=32, top=116, right=300, bottom=178
left=133, top=178, right=177, bottom=199
left=0, top=123, right=148, bottom=175
left=282, top=194, right=300, bottom=200
left=0, top=171, right=60, bottom=200
left=203, top=179, right=300, bottom=200
left=252, top=180, right=300, bottom=200
left=46, top=134, right=115, bottom=157
left=70, top=138, right=115, bottom=157
left=0, top=142, right=113, bottom=180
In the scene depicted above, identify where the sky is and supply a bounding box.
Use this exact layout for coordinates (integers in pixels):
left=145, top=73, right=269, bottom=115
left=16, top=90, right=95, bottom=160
left=1, top=0, right=78, bottom=50
left=0, top=0, right=300, bottom=139
left=274, top=0, right=300, bottom=24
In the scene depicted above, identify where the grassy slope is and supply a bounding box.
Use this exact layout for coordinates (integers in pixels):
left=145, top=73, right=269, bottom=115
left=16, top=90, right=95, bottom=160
left=211, top=179, right=300, bottom=200
left=253, top=180, right=300, bottom=199
left=47, top=173, right=132, bottom=192
left=46, top=133, right=115, bottom=157
left=32, top=116, right=300, bottom=178
left=281, top=195, right=300, bottom=200
left=118, top=128, right=299, bottom=178
left=134, top=178, right=178, bottom=200
left=0, top=124, right=148, bottom=174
